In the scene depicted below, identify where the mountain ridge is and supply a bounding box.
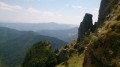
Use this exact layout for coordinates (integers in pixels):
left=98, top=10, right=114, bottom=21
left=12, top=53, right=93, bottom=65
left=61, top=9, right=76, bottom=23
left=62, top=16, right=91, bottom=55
left=0, top=27, right=67, bottom=67
left=0, top=22, right=78, bottom=31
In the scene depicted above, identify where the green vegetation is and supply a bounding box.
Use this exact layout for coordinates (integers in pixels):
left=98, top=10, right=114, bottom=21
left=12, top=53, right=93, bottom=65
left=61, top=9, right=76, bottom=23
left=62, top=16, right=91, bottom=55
left=101, top=21, right=120, bottom=66
left=0, top=27, right=67, bottom=67
left=55, top=40, right=85, bottom=67
left=0, top=57, right=6, bottom=67
left=56, top=54, right=84, bottom=67
left=83, top=21, right=120, bottom=67
left=22, top=40, right=57, bottom=67
left=56, top=40, right=77, bottom=63
left=1, top=0, right=120, bottom=67
left=82, top=0, right=120, bottom=66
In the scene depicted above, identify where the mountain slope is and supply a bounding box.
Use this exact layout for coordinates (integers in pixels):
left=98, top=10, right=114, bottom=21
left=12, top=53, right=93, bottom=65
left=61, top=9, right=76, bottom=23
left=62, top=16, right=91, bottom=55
left=83, top=0, right=120, bottom=67
left=37, top=27, right=78, bottom=42
left=0, top=22, right=78, bottom=42
left=0, top=27, right=67, bottom=67
left=22, top=41, right=57, bottom=67
left=56, top=0, right=120, bottom=67
left=0, top=22, right=77, bottom=31
left=56, top=54, right=84, bottom=67
left=0, top=57, right=6, bottom=67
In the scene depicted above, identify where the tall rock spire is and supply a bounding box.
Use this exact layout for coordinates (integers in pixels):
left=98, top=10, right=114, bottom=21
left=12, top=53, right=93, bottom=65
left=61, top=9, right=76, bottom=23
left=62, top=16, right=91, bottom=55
left=77, top=13, right=93, bottom=42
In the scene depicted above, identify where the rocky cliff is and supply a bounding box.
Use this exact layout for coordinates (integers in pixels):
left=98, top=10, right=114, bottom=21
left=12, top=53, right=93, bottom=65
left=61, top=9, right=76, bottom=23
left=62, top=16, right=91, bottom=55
left=97, top=0, right=120, bottom=27
left=77, top=13, right=94, bottom=42
left=21, top=0, right=120, bottom=67
left=83, top=0, right=120, bottom=67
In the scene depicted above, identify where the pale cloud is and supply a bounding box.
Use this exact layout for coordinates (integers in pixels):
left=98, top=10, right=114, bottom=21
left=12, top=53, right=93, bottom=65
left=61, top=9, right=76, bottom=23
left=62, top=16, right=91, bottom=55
left=26, top=7, right=62, bottom=18
left=90, top=8, right=99, bottom=23
left=27, top=8, right=41, bottom=13
left=43, top=11, right=55, bottom=16
left=66, top=4, right=82, bottom=9
left=42, top=11, right=62, bottom=17
left=0, top=2, right=22, bottom=11
left=66, top=4, right=70, bottom=7
left=71, top=5, right=82, bottom=9
left=0, top=9, right=81, bottom=25
left=23, top=0, right=41, bottom=2
left=95, top=8, right=99, bottom=11
left=0, top=2, right=97, bottom=25
left=92, top=8, right=99, bottom=13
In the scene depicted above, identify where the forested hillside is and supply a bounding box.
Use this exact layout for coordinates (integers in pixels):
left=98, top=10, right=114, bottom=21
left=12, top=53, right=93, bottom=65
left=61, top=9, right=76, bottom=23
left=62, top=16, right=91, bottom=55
left=0, top=27, right=67, bottom=67
left=1, top=0, right=120, bottom=67
left=37, top=27, right=78, bottom=42
left=22, top=40, right=57, bottom=67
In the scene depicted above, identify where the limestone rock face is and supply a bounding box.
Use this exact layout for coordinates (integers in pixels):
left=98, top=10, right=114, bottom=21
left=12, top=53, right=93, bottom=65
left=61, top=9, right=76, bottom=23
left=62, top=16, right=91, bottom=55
left=97, top=0, right=120, bottom=28
left=77, top=13, right=93, bottom=42
left=97, top=0, right=110, bottom=24
left=83, top=0, right=120, bottom=67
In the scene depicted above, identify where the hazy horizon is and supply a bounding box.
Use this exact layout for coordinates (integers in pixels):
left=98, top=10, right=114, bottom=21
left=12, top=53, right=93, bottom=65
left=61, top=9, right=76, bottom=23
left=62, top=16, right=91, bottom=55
left=0, top=21, right=79, bottom=26
left=0, top=0, right=101, bottom=25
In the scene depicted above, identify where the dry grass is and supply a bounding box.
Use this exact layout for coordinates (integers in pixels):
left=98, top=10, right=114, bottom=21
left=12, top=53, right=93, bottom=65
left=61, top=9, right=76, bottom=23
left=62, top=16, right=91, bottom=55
left=56, top=54, right=84, bottom=67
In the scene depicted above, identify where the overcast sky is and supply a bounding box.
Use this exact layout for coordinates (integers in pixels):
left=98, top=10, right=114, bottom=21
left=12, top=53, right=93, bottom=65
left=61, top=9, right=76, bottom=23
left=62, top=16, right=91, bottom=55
left=0, top=0, right=101, bottom=25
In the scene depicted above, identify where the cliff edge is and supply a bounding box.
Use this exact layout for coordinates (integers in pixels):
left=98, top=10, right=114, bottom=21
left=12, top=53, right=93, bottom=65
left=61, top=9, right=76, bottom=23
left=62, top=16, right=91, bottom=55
left=83, top=0, right=120, bottom=67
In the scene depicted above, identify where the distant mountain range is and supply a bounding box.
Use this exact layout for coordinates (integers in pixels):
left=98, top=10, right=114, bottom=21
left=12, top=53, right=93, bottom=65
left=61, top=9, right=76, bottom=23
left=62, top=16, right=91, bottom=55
left=0, top=22, right=78, bottom=67
left=0, top=27, right=67, bottom=67
left=0, top=22, right=78, bottom=31
left=37, top=27, right=78, bottom=42
left=0, top=22, right=78, bottom=42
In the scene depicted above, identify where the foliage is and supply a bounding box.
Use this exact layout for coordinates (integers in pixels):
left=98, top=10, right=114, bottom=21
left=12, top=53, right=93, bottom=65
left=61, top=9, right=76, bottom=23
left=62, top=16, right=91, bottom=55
left=0, top=27, right=66, bottom=67
left=56, top=40, right=77, bottom=64
left=74, top=33, right=98, bottom=54
left=56, top=54, right=84, bottom=67
left=22, top=40, right=57, bottom=67
left=83, top=21, right=120, bottom=67
left=0, top=57, right=6, bottom=67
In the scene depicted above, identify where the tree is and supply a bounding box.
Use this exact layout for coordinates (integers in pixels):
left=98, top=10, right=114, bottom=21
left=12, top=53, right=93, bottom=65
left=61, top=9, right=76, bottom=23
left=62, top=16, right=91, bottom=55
left=22, top=40, right=57, bottom=67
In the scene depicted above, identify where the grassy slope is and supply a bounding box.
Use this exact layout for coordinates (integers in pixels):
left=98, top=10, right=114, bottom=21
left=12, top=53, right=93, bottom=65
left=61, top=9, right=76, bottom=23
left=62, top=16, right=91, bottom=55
left=83, top=0, right=120, bottom=66
left=56, top=54, right=84, bottom=67
left=56, top=1, right=120, bottom=67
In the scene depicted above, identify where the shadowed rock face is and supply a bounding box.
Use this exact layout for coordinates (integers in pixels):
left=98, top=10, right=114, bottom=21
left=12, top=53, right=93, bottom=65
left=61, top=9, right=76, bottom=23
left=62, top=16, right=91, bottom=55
left=98, top=0, right=110, bottom=23
left=97, top=0, right=119, bottom=28
left=83, top=0, right=120, bottom=67
left=77, top=13, right=93, bottom=42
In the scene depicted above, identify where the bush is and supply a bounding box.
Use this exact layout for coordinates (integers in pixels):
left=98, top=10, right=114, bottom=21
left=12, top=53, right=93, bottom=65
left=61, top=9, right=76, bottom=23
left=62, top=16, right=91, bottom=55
left=22, top=40, right=57, bottom=67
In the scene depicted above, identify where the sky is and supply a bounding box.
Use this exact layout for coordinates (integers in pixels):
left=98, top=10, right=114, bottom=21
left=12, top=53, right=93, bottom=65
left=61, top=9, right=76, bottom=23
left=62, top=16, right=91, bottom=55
left=0, top=0, right=101, bottom=25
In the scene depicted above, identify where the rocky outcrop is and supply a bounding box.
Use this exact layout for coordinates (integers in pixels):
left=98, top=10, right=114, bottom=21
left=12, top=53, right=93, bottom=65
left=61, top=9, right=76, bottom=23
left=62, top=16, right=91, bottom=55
left=57, top=48, right=76, bottom=63
left=83, top=0, right=120, bottom=67
left=97, top=0, right=120, bottom=28
left=56, top=49, right=69, bottom=63
left=97, top=0, right=110, bottom=24
left=56, top=40, right=76, bottom=63
left=77, top=13, right=94, bottom=42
